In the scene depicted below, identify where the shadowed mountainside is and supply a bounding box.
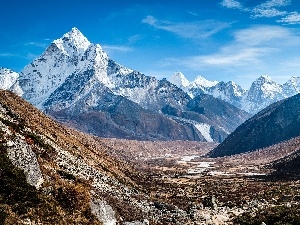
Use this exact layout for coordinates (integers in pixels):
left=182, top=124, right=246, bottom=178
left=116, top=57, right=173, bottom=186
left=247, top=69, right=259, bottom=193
left=209, top=94, right=300, bottom=157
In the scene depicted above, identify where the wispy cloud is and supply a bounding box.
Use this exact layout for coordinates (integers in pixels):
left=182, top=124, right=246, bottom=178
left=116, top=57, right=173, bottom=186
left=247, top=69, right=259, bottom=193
left=142, top=15, right=231, bottom=39
left=257, top=0, right=291, bottom=8
left=166, top=25, right=300, bottom=69
left=127, top=35, right=141, bottom=44
left=102, top=45, right=133, bottom=53
left=187, top=11, right=199, bottom=16
left=25, top=42, right=48, bottom=48
left=142, top=15, right=157, bottom=26
left=251, top=0, right=290, bottom=18
left=0, top=53, right=18, bottom=57
left=233, top=25, right=293, bottom=45
left=220, top=0, right=298, bottom=22
left=220, top=0, right=243, bottom=9
left=0, top=52, right=35, bottom=60
left=197, top=48, right=269, bottom=66
left=277, top=11, right=300, bottom=24
left=252, top=8, right=287, bottom=18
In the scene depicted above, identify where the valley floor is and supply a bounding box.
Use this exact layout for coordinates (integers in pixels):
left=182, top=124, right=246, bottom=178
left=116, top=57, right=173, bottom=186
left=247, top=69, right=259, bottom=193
left=101, top=139, right=300, bottom=224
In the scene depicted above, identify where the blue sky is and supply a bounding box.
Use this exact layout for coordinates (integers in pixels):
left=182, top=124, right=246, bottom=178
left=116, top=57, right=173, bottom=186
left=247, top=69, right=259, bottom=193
left=1, top=0, right=300, bottom=88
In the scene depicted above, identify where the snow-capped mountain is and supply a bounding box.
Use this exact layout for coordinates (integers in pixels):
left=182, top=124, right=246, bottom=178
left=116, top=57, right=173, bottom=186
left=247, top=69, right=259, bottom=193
left=188, top=75, right=219, bottom=98
left=282, top=76, right=300, bottom=97
left=17, top=28, right=110, bottom=108
left=169, top=72, right=219, bottom=98
left=168, top=72, right=300, bottom=114
left=7, top=28, right=251, bottom=142
left=209, top=81, right=246, bottom=108
left=168, top=71, right=190, bottom=90
left=17, top=28, right=189, bottom=112
left=0, top=67, right=18, bottom=90
left=190, top=75, right=219, bottom=89
left=241, top=75, right=285, bottom=113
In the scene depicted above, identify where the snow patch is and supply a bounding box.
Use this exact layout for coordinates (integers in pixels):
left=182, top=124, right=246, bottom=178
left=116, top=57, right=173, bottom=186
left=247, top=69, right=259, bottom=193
left=194, top=123, right=213, bottom=142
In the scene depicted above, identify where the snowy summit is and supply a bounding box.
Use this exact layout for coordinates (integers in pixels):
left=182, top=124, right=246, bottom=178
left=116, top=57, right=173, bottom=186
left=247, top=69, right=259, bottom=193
left=53, top=27, right=91, bottom=56
left=168, top=71, right=190, bottom=89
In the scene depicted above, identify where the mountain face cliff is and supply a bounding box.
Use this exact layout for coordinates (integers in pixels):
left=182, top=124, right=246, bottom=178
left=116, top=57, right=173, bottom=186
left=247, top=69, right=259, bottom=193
left=208, top=93, right=300, bottom=157
left=0, top=28, right=250, bottom=142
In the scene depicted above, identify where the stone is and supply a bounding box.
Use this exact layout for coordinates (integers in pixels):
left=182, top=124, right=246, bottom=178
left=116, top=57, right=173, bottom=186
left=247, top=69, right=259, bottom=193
left=203, top=196, right=218, bottom=210
left=90, top=198, right=117, bottom=225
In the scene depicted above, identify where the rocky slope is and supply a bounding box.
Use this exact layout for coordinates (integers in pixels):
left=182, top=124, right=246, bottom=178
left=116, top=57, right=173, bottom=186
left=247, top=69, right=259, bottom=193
left=0, top=90, right=222, bottom=224
left=0, top=90, right=156, bottom=224
left=168, top=72, right=300, bottom=114
left=271, top=136, right=300, bottom=176
left=208, top=93, right=300, bottom=157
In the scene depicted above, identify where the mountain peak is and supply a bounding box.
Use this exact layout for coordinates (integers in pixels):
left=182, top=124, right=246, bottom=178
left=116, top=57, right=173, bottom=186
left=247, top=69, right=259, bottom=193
left=288, top=76, right=300, bottom=83
left=53, top=27, right=91, bottom=55
left=256, top=75, right=273, bottom=83
left=192, top=75, right=218, bottom=88
left=168, top=71, right=190, bottom=88
left=0, top=67, right=19, bottom=91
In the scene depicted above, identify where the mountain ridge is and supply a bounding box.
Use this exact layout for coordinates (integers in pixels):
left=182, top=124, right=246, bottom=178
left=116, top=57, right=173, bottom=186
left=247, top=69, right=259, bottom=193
left=208, top=93, right=300, bottom=157
left=0, top=28, right=250, bottom=142
left=168, top=72, right=300, bottom=114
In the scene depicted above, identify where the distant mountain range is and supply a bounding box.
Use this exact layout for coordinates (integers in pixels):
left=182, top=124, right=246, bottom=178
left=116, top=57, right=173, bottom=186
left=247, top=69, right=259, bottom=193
left=0, top=28, right=250, bottom=142
left=208, top=93, right=300, bottom=157
left=168, top=72, right=300, bottom=114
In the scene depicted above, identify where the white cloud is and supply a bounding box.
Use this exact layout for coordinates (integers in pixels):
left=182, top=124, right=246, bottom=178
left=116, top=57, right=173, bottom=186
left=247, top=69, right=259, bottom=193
left=251, top=0, right=291, bottom=18
left=142, top=15, right=231, bottom=39
left=220, top=0, right=294, bottom=19
left=258, top=0, right=291, bottom=8
left=198, top=48, right=268, bottom=66
left=165, top=25, right=300, bottom=69
left=127, top=34, right=141, bottom=44
left=251, top=8, right=287, bottom=18
left=187, top=11, right=199, bottom=16
left=142, top=15, right=157, bottom=26
left=0, top=53, right=17, bottom=57
left=25, top=42, right=48, bottom=48
left=233, top=26, right=292, bottom=45
left=102, top=45, right=133, bottom=53
left=277, top=11, right=300, bottom=24
left=221, top=0, right=243, bottom=9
